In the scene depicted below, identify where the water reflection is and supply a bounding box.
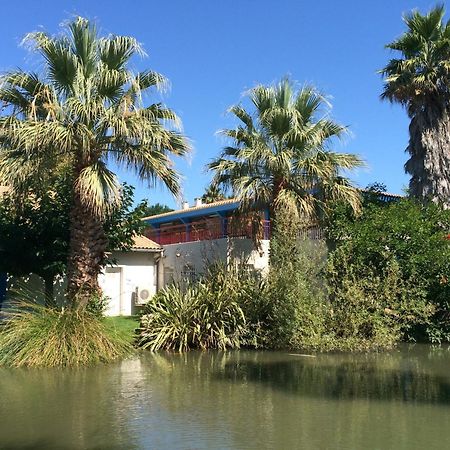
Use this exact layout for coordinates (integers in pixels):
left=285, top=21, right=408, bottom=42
left=1, top=347, right=450, bottom=449
left=218, top=350, right=450, bottom=404
left=0, top=359, right=145, bottom=449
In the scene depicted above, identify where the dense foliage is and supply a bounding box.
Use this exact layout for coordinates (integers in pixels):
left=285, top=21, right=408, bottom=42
left=0, top=181, right=148, bottom=301
left=326, top=198, right=450, bottom=343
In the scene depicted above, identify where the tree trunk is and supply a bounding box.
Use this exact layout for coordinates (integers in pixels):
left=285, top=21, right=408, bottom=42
left=66, top=188, right=108, bottom=308
left=406, top=106, right=450, bottom=208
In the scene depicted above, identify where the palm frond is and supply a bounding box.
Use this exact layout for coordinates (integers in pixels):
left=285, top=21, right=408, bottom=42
left=1, top=16, right=190, bottom=218
left=209, top=78, right=362, bottom=221
left=76, top=162, right=121, bottom=217
left=380, top=5, right=450, bottom=110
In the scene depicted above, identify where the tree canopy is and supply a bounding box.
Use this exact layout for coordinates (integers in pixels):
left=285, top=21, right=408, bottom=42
left=0, top=17, right=190, bottom=302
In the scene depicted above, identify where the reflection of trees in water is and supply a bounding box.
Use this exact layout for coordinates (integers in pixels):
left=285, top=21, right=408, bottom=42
left=146, top=348, right=450, bottom=406
left=3, top=348, right=450, bottom=449
left=0, top=359, right=143, bottom=449
left=143, top=348, right=450, bottom=449
left=217, top=350, right=450, bottom=404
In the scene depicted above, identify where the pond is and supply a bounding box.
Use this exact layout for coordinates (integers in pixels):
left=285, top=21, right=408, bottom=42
left=1, top=346, right=450, bottom=449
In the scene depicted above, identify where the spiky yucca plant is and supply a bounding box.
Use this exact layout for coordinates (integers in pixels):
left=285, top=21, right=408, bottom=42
left=137, top=269, right=247, bottom=352
left=0, top=18, right=189, bottom=305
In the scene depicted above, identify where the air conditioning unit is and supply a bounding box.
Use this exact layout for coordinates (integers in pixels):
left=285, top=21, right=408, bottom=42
left=135, top=286, right=153, bottom=305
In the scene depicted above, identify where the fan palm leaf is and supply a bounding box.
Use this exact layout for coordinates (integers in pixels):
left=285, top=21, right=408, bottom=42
left=208, top=78, right=363, bottom=226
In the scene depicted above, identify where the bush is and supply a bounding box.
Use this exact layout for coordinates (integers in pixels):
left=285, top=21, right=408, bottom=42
left=137, top=266, right=247, bottom=351
left=86, top=292, right=110, bottom=317
left=266, top=264, right=331, bottom=351
left=248, top=210, right=332, bottom=350
left=327, top=253, right=434, bottom=349
left=326, top=198, right=450, bottom=343
left=0, top=302, right=133, bottom=367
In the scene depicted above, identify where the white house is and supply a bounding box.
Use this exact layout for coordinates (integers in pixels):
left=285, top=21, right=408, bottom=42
left=143, top=198, right=271, bottom=286
left=2, top=235, right=162, bottom=317
left=99, top=235, right=162, bottom=316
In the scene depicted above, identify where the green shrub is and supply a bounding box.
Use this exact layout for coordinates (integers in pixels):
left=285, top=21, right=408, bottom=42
left=0, top=302, right=133, bottom=367
left=327, top=252, right=434, bottom=349
left=246, top=210, right=332, bottom=351
left=86, top=292, right=110, bottom=317
left=326, top=198, right=450, bottom=342
left=137, top=268, right=247, bottom=352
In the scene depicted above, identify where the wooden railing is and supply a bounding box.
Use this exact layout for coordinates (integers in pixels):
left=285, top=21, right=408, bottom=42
left=145, top=218, right=271, bottom=245
left=145, top=219, right=326, bottom=246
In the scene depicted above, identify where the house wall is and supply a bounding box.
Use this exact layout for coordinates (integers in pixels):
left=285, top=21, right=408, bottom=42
left=99, top=251, right=158, bottom=316
left=161, top=237, right=270, bottom=284
left=1, top=251, right=159, bottom=317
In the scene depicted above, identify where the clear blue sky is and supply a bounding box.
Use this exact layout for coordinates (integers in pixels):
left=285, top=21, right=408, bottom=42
left=0, top=1, right=440, bottom=208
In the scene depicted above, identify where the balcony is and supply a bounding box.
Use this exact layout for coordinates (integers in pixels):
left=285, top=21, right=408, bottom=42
left=145, top=218, right=271, bottom=246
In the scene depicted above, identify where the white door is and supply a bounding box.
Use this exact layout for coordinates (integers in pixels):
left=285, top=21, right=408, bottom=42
left=101, top=267, right=122, bottom=316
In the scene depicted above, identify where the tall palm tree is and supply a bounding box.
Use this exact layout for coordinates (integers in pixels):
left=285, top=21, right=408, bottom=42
left=208, top=78, right=363, bottom=226
left=0, top=18, right=189, bottom=305
left=381, top=5, right=450, bottom=206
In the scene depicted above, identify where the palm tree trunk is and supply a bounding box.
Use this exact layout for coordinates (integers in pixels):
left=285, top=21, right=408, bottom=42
left=66, top=189, right=108, bottom=308
left=270, top=177, right=286, bottom=227
left=406, top=106, right=450, bottom=207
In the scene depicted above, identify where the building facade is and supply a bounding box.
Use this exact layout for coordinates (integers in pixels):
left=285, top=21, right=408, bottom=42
left=1, top=236, right=162, bottom=317
left=144, top=198, right=271, bottom=285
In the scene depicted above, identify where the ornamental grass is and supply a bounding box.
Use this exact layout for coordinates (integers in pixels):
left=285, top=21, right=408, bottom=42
left=0, top=301, right=133, bottom=368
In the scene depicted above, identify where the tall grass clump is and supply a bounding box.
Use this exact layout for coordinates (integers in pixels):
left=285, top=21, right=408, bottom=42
left=137, top=265, right=250, bottom=352
left=0, top=301, right=133, bottom=367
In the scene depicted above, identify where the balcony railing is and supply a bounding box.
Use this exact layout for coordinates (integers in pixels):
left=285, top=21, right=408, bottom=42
left=145, top=218, right=271, bottom=246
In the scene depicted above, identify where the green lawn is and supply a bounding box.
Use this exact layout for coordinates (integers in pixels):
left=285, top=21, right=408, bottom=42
left=105, top=316, right=140, bottom=344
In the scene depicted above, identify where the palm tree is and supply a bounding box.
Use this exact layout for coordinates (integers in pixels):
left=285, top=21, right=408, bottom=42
left=201, top=184, right=225, bottom=204
left=208, top=78, right=363, bottom=226
left=0, top=18, right=189, bottom=306
left=381, top=5, right=450, bottom=206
